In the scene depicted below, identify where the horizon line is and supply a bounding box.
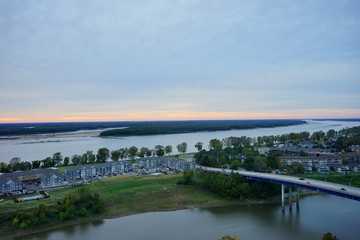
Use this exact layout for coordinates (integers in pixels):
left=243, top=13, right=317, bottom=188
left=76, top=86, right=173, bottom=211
left=1, top=118, right=360, bottom=125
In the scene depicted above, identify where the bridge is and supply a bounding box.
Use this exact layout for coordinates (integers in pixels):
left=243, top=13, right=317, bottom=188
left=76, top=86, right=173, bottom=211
left=201, top=167, right=360, bottom=211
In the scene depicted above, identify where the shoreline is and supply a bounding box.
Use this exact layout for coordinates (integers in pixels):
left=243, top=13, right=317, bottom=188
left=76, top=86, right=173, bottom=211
left=0, top=120, right=310, bottom=141
left=0, top=175, right=319, bottom=240
left=2, top=197, right=281, bottom=240
left=0, top=130, right=103, bottom=141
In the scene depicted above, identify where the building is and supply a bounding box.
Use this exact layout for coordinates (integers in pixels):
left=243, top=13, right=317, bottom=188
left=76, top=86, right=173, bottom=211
left=341, top=152, right=360, bottom=163
left=271, top=145, right=305, bottom=153
left=0, top=168, right=64, bottom=194
left=336, top=166, right=350, bottom=175
left=136, top=157, right=196, bottom=172
left=316, top=165, right=330, bottom=175
left=279, top=155, right=342, bottom=167
left=304, top=164, right=313, bottom=174
left=64, top=161, right=132, bottom=180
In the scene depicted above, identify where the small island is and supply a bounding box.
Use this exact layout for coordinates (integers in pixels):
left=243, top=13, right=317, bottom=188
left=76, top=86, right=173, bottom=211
left=99, top=119, right=306, bottom=137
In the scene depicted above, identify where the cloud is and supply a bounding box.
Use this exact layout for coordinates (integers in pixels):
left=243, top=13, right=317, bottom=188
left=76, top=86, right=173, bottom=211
left=0, top=0, right=359, bottom=122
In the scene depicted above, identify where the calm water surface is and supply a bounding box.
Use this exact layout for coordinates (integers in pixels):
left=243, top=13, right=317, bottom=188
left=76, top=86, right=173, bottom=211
left=17, top=194, right=360, bottom=240
left=1, top=120, right=359, bottom=163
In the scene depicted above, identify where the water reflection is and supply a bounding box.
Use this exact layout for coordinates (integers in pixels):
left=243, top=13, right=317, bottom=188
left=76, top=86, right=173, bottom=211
left=15, top=193, right=360, bottom=240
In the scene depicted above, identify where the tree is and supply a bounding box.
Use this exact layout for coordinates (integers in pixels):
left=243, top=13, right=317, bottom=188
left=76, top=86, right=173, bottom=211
left=244, top=156, right=255, bottom=171
left=9, top=157, right=21, bottom=167
left=209, top=139, right=223, bottom=151
left=176, top=142, right=187, bottom=154
left=0, top=162, right=10, bottom=172
left=31, top=160, right=41, bottom=169
left=128, top=146, right=138, bottom=160
left=139, top=147, right=151, bottom=158
left=83, top=150, right=95, bottom=164
left=119, top=148, right=128, bottom=160
left=111, top=150, right=121, bottom=161
left=41, top=157, right=53, bottom=168
left=146, top=148, right=152, bottom=157
left=322, top=232, right=338, bottom=240
left=230, top=159, right=241, bottom=170
left=292, top=162, right=304, bottom=174
left=155, top=145, right=165, bottom=157
left=326, top=129, right=336, bottom=139
left=165, top=145, right=173, bottom=155
left=137, top=148, right=145, bottom=158
left=195, top=142, right=203, bottom=151
left=222, top=137, right=236, bottom=147
left=63, top=157, right=70, bottom=166
left=97, top=148, right=110, bottom=162
left=254, top=156, right=267, bottom=172
left=52, top=152, right=63, bottom=166
left=219, top=236, right=244, bottom=240
left=181, top=169, right=195, bottom=185
left=71, top=155, right=82, bottom=165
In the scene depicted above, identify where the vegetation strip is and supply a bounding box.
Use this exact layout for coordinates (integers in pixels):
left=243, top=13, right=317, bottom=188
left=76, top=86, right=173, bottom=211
left=0, top=120, right=305, bottom=136
left=99, top=120, right=305, bottom=136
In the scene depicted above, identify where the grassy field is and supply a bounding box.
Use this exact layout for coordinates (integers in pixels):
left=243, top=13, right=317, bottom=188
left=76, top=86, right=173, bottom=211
left=1, top=174, right=246, bottom=239
left=0, top=174, right=239, bottom=217
left=295, top=171, right=360, bottom=187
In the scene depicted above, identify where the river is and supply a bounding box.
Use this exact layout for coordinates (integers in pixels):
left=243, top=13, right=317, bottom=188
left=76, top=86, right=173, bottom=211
left=17, top=194, right=360, bottom=240
left=1, top=120, right=360, bottom=164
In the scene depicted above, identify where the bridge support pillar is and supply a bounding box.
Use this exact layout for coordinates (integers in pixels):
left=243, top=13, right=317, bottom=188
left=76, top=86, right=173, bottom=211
left=289, top=188, right=292, bottom=211
left=281, top=185, right=300, bottom=212
left=296, top=188, right=300, bottom=209
left=281, top=184, right=285, bottom=212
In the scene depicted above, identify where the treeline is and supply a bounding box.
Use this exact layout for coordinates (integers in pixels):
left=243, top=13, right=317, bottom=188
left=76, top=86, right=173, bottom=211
left=180, top=170, right=279, bottom=200
left=2, top=126, right=360, bottom=173
left=0, top=120, right=304, bottom=136
left=99, top=120, right=305, bottom=136
left=0, top=122, right=136, bottom=136
left=194, top=136, right=281, bottom=171
left=0, top=142, right=188, bottom=173
left=0, top=188, right=104, bottom=230
left=194, top=126, right=360, bottom=173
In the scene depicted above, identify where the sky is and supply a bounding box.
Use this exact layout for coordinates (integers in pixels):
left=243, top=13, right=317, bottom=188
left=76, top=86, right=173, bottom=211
left=0, top=0, right=360, bottom=123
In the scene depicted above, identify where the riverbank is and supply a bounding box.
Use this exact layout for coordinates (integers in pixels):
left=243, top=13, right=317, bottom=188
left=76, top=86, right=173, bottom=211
left=0, top=174, right=280, bottom=239
left=99, top=120, right=305, bottom=137
left=0, top=130, right=104, bottom=141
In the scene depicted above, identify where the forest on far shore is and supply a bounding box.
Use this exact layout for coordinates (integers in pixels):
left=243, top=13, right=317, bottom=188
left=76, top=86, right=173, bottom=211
left=0, top=120, right=305, bottom=136
left=99, top=119, right=305, bottom=136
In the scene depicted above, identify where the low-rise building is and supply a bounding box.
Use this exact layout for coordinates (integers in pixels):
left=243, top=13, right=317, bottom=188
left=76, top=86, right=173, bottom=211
left=136, top=157, right=196, bottom=172
left=337, top=166, right=350, bottom=174
left=341, top=152, right=360, bottom=163
left=304, top=164, right=313, bottom=174
left=0, top=168, right=64, bottom=193
left=279, top=155, right=342, bottom=167
left=65, top=161, right=132, bottom=180
left=316, top=165, right=330, bottom=175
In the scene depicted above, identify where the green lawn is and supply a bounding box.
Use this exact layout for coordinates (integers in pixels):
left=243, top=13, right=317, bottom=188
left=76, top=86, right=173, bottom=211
left=0, top=174, right=237, bottom=218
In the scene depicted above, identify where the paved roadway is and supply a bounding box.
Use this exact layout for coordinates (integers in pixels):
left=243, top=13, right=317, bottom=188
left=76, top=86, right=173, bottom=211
left=201, top=167, right=360, bottom=201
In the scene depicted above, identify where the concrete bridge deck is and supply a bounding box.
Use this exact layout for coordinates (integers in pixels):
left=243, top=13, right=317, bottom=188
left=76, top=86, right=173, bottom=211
left=201, top=167, right=360, bottom=201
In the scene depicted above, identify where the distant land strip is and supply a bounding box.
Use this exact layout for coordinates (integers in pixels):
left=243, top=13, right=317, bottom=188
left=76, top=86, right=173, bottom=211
left=0, top=122, right=134, bottom=136
left=0, top=120, right=307, bottom=136
left=99, top=120, right=306, bottom=137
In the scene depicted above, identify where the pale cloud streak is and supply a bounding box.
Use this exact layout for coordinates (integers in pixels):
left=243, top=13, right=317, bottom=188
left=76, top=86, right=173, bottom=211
left=0, top=0, right=359, bottom=122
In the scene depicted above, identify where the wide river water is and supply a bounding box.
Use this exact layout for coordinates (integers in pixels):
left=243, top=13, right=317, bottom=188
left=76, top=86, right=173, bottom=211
left=4, top=120, right=360, bottom=239
left=17, top=194, right=360, bottom=240
left=1, top=120, right=360, bottom=164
